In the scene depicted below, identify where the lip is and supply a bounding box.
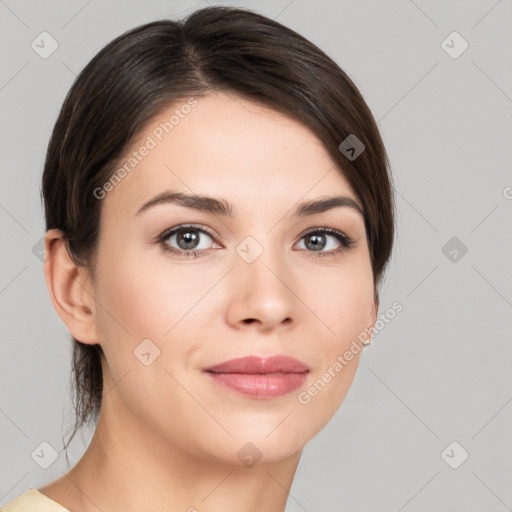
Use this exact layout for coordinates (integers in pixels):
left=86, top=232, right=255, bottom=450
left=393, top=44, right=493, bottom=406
left=202, top=355, right=310, bottom=399
left=203, top=355, right=310, bottom=374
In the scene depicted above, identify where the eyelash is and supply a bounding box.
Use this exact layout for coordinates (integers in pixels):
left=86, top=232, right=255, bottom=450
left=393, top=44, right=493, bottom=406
left=155, top=224, right=355, bottom=259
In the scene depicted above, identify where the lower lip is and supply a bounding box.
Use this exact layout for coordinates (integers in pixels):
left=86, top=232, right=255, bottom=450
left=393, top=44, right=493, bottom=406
left=204, top=372, right=309, bottom=399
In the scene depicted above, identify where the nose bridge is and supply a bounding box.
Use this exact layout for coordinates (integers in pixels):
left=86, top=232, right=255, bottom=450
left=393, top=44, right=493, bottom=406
left=227, top=229, right=297, bottom=329
left=235, top=228, right=289, bottom=287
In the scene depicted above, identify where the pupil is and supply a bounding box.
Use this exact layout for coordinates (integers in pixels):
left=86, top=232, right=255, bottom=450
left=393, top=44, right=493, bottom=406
left=178, top=230, right=199, bottom=250
left=307, top=234, right=325, bottom=251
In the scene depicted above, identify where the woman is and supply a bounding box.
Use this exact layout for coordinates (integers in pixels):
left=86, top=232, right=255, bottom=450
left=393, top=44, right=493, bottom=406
left=3, top=5, right=394, bottom=511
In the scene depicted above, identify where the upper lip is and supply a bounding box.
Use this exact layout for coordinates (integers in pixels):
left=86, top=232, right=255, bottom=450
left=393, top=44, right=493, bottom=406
left=203, top=355, right=310, bottom=374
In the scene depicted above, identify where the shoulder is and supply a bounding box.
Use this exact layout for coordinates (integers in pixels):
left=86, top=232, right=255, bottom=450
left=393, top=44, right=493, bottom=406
left=1, top=488, right=71, bottom=511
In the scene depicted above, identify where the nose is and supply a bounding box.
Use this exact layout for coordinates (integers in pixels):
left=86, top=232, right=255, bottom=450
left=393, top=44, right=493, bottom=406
left=225, top=244, right=297, bottom=333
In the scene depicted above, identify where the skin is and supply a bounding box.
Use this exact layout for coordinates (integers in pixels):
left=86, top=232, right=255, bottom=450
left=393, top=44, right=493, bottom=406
left=40, top=91, right=377, bottom=512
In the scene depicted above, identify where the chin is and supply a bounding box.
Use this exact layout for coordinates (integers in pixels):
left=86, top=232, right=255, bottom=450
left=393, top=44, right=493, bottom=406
left=195, top=423, right=314, bottom=468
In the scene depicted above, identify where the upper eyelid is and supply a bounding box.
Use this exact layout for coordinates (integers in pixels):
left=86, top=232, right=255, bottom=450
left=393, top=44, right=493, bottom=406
left=159, top=224, right=352, bottom=246
left=161, top=224, right=218, bottom=240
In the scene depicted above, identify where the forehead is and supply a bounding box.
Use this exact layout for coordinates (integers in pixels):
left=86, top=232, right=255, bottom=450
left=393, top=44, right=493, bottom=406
left=106, top=92, right=358, bottom=219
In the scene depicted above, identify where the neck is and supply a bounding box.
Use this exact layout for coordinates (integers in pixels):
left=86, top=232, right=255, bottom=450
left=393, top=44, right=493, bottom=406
left=55, top=390, right=303, bottom=512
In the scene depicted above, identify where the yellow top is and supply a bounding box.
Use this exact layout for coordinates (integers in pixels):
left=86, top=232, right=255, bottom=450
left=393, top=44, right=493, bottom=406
left=1, top=489, right=70, bottom=511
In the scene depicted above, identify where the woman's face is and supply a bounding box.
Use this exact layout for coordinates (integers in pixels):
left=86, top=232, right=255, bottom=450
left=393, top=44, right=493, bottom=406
left=89, top=91, right=377, bottom=465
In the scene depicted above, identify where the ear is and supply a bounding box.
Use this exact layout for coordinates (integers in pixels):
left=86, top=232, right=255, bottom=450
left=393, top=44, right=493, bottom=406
left=43, top=229, right=99, bottom=345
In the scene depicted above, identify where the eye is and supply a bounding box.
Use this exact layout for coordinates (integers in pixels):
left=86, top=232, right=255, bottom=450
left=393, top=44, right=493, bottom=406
left=156, top=225, right=355, bottom=259
left=296, top=227, right=355, bottom=257
left=157, top=224, right=219, bottom=259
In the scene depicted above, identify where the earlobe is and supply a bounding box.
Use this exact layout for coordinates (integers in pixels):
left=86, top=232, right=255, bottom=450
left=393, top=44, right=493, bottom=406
left=43, top=229, right=99, bottom=345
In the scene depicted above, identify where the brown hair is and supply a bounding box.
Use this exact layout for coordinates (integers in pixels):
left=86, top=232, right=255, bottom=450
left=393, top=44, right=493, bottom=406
left=41, top=5, right=395, bottom=461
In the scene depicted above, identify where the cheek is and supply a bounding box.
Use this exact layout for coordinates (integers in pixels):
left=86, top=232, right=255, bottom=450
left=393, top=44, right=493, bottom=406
left=92, top=248, right=217, bottom=387
left=295, top=259, right=373, bottom=423
left=305, top=259, right=374, bottom=342
left=94, top=248, right=196, bottom=338
left=91, top=252, right=204, bottom=420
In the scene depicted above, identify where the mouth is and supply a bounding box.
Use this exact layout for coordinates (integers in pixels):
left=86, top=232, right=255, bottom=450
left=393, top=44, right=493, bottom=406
left=202, top=355, right=310, bottom=399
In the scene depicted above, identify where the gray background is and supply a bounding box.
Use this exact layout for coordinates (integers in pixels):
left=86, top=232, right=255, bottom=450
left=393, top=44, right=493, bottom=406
left=1, top=0, right=511, bottom=510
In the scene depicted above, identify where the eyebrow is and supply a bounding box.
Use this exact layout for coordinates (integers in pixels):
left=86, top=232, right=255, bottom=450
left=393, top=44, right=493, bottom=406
left=135, top=191, right=364, bottom=218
